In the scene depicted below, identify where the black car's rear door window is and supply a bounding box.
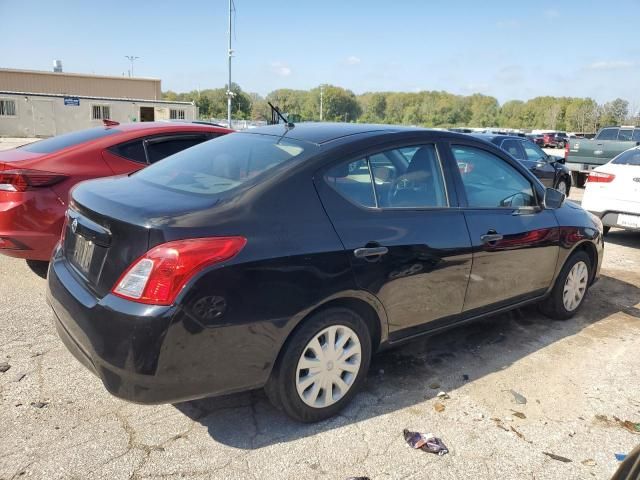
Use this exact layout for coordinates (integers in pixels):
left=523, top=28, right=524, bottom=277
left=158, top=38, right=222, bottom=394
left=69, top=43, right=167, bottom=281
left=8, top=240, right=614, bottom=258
left=325, top=145, right=448, bottom=209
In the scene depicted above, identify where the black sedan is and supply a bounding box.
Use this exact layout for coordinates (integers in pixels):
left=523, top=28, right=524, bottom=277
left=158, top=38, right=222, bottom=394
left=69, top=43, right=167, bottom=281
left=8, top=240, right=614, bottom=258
left=474, top=134, right=572, bottom=195
left=47, top=123, right=603, bottom=422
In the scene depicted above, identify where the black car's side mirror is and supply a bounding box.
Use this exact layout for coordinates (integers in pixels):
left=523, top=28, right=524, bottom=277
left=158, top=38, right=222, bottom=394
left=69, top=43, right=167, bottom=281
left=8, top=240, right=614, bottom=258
left=557, top=157, right=566, bottom=164
left=543, top=187, right=565, bottom=209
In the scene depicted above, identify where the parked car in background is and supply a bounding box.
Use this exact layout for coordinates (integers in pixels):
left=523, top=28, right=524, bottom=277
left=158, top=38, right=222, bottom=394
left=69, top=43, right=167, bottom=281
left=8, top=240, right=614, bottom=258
left=566, top=126, right=640, bottom=187
left=473, top=134, right=572, bottom=194
left=0, top=121, right=231, bottom=262
left=526, top=133, right=545, bottom=146
left=582, top=146, right=640, bottom=234
left=543, top=132, right=568, bottom=148
left=47, top=123, right=602, bottom=423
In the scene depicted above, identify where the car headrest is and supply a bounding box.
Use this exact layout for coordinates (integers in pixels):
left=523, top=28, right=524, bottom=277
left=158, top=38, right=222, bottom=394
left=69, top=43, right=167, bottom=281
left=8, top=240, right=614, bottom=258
left=330, top=162, right=351, bottom=178
left=407, top=146, right=437, bottom=175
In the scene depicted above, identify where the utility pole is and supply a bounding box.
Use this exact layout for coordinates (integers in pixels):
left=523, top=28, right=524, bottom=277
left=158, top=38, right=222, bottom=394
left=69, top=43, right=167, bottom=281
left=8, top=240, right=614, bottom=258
left=125, top=56, right=139, bottom=77
left=320, top=84, right=324, bottom=121
left=226, top=0, right=234, bottom=128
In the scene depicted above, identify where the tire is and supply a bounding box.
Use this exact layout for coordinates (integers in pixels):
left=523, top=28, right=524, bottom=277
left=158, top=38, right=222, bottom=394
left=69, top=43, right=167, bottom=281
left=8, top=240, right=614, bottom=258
left=539, top=251, right=591, bottom=320
left=265, top=307, right=372, bottom=422
left=26, top=260, right=49, bottom=279
left=555, top=178, right=568, bottom=196
left=576, top=173, right=587, bottom=188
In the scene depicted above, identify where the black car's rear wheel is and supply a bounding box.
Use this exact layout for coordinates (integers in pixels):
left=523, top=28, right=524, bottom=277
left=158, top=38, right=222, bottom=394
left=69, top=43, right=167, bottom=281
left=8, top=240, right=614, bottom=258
left=539, top=251, right=591, bottom=320
left=265, top=307, right=372, bottom=422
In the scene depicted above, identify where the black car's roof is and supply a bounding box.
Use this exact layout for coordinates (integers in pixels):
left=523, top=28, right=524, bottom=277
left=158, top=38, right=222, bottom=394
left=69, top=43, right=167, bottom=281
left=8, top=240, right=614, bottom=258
left=244, top=122, right=420, bottom=145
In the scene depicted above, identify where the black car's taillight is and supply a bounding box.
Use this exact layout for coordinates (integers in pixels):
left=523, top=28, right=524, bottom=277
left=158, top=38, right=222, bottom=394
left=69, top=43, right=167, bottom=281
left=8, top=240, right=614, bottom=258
left=112, top=237, right=247, bottom=305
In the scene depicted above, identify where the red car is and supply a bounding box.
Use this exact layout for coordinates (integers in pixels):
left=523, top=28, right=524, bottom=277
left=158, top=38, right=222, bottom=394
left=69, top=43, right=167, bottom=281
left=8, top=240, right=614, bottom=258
left=0, top=121, right=231, bottom=262
left=543, top=132, right=568, bottom=148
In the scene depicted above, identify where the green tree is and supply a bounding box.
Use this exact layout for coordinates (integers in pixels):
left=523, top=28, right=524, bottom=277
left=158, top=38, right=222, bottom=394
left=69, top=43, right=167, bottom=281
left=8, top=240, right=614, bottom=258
left=498, top=100, right=525, bottom=128
left=360, top=92, right=387, bottom=122
left=600, top=98, right=629, bottom=126
left=307, top=85, right=361, bottom=122
left=467, top=94, right=499, bottom=127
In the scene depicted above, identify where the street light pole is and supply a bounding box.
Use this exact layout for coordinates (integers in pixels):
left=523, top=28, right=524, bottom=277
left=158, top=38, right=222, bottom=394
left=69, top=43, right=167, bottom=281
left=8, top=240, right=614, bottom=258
left=226, top=0, right=233, bottom=128
left=320, top=84, right=324, bottom=121
left=125, top=56, right=139, bottom=77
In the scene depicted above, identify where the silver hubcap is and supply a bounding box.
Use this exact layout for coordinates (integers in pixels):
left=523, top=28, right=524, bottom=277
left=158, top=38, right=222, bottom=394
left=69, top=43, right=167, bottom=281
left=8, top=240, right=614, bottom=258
left=563, top=261, right=588, bottom=311
left=296, top=325, right=362, bottom=408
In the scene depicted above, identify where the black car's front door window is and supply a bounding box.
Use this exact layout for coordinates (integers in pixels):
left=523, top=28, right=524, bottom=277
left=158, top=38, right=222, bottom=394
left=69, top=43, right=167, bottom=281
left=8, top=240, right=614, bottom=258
left=452, top=145, right=536, bottom=208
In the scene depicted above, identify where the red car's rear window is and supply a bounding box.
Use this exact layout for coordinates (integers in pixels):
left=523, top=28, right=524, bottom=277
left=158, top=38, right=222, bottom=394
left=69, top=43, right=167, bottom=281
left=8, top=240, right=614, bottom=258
left=20, top=127, right=121, bottom=154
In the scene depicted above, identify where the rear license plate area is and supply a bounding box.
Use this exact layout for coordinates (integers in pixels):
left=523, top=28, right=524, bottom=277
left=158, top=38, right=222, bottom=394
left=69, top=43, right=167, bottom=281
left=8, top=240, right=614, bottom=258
left=70, top=234, right=95, bottom=276
left=618, top=213, right=640, bottom=229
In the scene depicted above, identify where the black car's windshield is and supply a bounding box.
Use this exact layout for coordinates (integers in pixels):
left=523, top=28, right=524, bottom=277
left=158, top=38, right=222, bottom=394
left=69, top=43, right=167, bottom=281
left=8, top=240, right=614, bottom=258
left=20, top=127, right=120, bottom=154
left=135, top=133, right=311, bottom=195
left=611, top=148, right=640, bottom=165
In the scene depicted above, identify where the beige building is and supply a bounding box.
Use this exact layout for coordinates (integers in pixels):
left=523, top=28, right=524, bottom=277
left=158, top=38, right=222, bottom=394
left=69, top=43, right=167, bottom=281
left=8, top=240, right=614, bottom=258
left=0, top=68, right=197, bottom=137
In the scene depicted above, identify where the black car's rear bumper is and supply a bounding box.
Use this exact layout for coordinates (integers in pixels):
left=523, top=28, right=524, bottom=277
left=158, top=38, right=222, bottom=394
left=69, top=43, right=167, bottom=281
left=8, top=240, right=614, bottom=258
left=46, top=252, right=273, bottom=404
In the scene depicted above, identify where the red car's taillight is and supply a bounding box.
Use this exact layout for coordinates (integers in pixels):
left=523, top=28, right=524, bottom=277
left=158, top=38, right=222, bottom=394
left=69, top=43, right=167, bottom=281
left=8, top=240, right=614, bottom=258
left=0, top=169, right=67, bottom=192
left=112, top=237, right=247, bottom=305
left=587, top=171, right=615, bottom=183
left=0, top=237, right=18, bottom=249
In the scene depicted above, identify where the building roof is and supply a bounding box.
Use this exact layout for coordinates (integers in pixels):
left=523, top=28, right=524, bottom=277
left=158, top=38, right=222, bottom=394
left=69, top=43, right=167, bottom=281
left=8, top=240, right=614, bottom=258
left=0, top=90, right=193, bottom=106
left=0, top=68, right=162, bottom=100
left=0, top=68, right=160, bottom=82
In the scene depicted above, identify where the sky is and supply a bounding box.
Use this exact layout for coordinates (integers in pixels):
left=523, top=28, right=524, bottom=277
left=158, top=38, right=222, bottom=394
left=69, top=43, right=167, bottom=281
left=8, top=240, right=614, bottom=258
left=1, top=0, right=639, bottom=104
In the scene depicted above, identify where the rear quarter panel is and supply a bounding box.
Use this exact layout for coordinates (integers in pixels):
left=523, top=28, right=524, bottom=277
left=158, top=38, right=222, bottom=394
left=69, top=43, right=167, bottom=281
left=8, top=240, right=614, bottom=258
left=155, top=168, right=387, bottom=392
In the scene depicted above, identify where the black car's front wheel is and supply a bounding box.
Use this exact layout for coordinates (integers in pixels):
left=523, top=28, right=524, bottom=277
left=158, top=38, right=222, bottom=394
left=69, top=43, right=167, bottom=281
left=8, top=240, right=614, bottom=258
left=555, top=177, right=569, bottom=196
left=539, top=251, right=591, bottom=320
left=265, top=307, right=372, bottom=422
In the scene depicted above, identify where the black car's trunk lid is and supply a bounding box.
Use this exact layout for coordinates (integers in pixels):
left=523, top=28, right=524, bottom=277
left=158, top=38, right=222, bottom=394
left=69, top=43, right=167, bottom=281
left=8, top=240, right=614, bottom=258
left=64, top=175, right=222, bottom=298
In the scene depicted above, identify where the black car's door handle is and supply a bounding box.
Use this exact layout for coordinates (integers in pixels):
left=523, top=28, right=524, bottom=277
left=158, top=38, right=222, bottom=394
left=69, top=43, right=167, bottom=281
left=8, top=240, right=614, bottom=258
left=354, top=246, right=389, bottom=258
left=480, top=233, right=503, bottom=244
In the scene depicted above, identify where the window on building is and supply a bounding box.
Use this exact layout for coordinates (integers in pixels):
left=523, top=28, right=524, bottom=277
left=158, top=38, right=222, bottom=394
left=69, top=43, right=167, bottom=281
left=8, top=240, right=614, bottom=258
left=92, top=105, right=111, bottom=120
left=170, top=109, right=185, bottom=120
left=0, top=99, right=17, bottom=117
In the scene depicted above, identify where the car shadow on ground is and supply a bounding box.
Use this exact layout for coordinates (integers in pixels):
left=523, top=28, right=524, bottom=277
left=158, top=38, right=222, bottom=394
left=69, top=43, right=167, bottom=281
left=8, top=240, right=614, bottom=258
left=604, top=230, right=640, bottom=248
left=174, top=274, right=640, bottom=449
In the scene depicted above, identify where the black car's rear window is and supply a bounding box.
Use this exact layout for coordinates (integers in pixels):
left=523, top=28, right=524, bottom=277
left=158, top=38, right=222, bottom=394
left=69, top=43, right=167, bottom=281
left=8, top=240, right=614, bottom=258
left=135, top=133, right=310, bottom=195
left=20, top=127, right=120, bottom=154
left=611, top=148, right=640, bottom=165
